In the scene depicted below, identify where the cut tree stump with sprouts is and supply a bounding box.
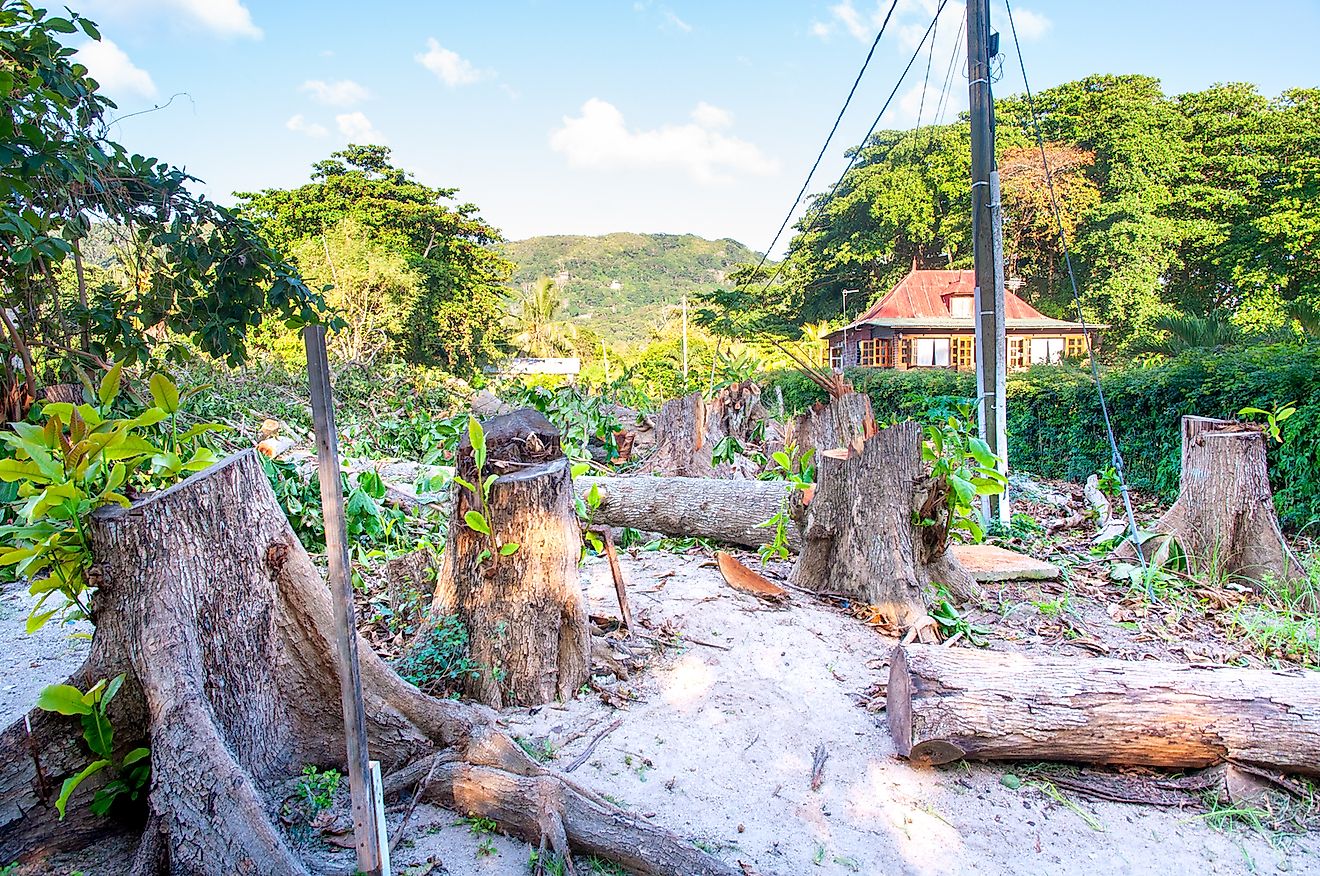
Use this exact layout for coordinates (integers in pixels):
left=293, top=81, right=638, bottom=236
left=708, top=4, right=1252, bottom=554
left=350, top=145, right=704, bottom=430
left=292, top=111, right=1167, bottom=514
left=1117, top=415, right=1304, bottom=587
left=431, top=409, right=589, bottom=709
left=791, top=396, right=981, bottom=630
left=0, top=450, right=744, bottom=876
left=637, top=385, right=768, bottom=478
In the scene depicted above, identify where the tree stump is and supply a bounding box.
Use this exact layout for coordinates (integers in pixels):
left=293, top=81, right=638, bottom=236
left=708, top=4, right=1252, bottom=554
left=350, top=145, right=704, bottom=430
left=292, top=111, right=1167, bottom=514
left=0, top=450, right=740, bottom=876
left=888, top=644, right=1320, bottom=774
left=432, top=409, right=589, bottom=709
left=791, top=419, right=980, bottom=629
left=636, top=392, right=711, bottom=477
left=1119, top=415, right=1303, bottom=586
left=786, top=392, right=875, bottom=457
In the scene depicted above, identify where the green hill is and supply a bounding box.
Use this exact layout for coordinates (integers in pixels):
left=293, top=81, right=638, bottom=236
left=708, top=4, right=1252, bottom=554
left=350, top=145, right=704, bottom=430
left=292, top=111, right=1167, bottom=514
left=501, top=232, right=761, bottom=346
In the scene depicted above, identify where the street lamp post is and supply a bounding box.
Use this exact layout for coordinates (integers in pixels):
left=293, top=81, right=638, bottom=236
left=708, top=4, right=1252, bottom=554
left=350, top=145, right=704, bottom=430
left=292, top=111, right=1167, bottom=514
left=841, top=288, right=858, bottom=370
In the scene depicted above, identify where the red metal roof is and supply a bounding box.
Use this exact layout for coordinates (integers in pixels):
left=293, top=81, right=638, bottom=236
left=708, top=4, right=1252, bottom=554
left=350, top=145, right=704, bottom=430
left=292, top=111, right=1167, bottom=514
left=854, top=268, right=1056, bottom=322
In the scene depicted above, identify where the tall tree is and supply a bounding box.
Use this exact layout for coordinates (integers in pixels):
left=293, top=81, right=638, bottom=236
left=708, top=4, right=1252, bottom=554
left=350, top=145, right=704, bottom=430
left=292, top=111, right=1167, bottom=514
left=237, top=146, right=511, bottom=376
left=506, top=276, right=576, bottom=357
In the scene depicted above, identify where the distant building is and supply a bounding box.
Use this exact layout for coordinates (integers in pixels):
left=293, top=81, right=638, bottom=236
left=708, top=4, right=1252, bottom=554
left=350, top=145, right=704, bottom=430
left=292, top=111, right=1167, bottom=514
left=823, top=268, right=1099, bottom=371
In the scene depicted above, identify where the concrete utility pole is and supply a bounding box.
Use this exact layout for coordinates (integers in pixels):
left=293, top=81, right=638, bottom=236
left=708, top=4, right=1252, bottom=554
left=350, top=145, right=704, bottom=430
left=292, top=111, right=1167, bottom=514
left=842, top=288, right=858, bottom=369
left=681, top=295, right=689, bottom=384
left=966, top=0, right=1010, bottom=524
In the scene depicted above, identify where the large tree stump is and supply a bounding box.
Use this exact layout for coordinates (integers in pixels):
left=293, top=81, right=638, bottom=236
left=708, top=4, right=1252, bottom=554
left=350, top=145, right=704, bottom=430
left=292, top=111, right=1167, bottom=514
left=888, top=644, right=1320, bottom=774
left=791, top=419, right=980, bottom=628
left=636, top=393, right=711, bottom=477
left=0, top=450, right=741, bottom=876
left=1120, top=415, right=1303, bottom=586
left=432, top=410, right=589, bottom=709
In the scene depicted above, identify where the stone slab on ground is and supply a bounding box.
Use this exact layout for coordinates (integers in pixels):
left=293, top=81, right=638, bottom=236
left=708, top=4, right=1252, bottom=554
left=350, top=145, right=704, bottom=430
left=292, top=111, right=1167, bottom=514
left=952, top=543, right=1061, bottom=582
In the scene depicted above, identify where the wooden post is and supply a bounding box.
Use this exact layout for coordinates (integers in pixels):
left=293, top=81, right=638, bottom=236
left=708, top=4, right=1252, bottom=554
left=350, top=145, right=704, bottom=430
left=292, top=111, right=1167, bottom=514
left=304, top=325, right=382, bottom=876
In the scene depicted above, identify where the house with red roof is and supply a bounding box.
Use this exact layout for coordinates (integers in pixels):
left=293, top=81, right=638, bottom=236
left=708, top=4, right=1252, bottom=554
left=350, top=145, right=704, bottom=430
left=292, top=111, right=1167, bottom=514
left=823, top=268, right=1099, bottom=371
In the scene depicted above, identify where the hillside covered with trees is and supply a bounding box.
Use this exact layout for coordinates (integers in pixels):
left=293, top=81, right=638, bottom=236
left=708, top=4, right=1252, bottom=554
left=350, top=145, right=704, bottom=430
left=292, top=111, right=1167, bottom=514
left=503, top=233, right=760, bottom=345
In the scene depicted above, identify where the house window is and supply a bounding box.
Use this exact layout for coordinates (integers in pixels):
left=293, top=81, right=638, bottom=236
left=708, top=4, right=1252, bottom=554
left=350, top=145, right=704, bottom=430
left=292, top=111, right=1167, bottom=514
left=1008, top=337, right=1028, bottom=370
left=880, top=338, right=893, bottom=367
left=913, top=338, right=951, bottom=368
left=1065, top=335, right=1087, bottom=358
left=829, top=342, right=844, bottom=371
left=1030, top=337, right=1065, bottom=364
left=949, top=296, right=973, bottom=318
left=858, top=339, right=878, bottom=367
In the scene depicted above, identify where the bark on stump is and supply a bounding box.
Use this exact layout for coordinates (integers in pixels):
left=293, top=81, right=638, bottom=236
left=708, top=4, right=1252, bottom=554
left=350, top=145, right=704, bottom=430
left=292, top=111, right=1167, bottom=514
left=432, top=409, right=589, bottom=709
left=0, top=450, right=740, bottom=876
left=791, top=420, right=980, bottom=628
left=1118, top=415, right=1303, bottom=586
left=888, top=644, right=1320, bottom=774
left=636, top=393, right=711, bottom=477
left=575, top=475, right=802, bottom=551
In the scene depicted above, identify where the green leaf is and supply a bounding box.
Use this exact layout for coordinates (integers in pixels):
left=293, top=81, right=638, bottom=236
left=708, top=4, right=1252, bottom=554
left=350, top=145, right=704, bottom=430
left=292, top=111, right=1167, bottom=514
left=98, top=361, right=124, bottom=409
left=102, top=673, right=125, bottom=708
left=570, top=462, right=590, bottom=477
left=467, top=416, right=486, bottom=470
left=464, top=510, right=491, bottom=536
left=36, top=684, right=93, bottom=716
left=55, top=759, right=109, bottom=820
left=771, top=451, right=792, bottom=472
left=148, top=372, right=180, bottom=414
left=967, top=437, right=997, bottom=469
left=81, top=711, right=114, bottom=759
left=121, top=746, right=151, bottom=767
left=499, top=542, right=520, bottom=556
left=947, top=474, right=976, bottom=509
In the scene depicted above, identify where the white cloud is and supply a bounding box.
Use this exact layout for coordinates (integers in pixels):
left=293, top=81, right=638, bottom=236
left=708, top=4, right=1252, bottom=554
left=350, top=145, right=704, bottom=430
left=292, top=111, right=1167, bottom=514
left=809, top=20, right=832, bottom=39
left=690, top=101, right=731, bottom=129
left=663, top=9, right=692, bottom=32
left=415, top=38, right=483, bottom=87
left=549, top=98, right=778, bottom=184
left=1003, top=5, right=1051, bottom=40
left=336, top=111, right=386, bottom=144
left=830, top=0, right=871, bottom=41
left=170, top=0, right=261, bottom=39
left=300, top=79, right=370, bottom=106
left=286, top=114, right=327, bottom=137
left=75, top=39, right=157, bottom=99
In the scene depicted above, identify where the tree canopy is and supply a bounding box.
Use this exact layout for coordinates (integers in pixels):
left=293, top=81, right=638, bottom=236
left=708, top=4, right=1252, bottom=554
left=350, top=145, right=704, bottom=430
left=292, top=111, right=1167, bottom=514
left=236, top=145, right=512, bottom=376
left=0, top=0, right=324, bottom=413
left=704, top=75, right=1320, bottom=353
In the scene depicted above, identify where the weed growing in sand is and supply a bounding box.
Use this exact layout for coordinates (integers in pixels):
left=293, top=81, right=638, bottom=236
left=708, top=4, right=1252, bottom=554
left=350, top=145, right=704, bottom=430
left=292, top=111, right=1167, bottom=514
left=515, top=736, right=558, bottom=763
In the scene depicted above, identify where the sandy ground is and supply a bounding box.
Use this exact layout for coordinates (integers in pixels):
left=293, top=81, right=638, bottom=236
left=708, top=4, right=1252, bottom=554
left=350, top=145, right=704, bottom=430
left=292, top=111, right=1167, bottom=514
left=5, top=553, right=1318, bottom=876
left=389, top=552, right=1320, bottom=876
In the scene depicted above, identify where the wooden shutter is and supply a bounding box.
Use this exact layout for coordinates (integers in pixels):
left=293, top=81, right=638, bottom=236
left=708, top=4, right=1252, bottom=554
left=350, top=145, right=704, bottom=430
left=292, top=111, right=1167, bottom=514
left=953, top=335, right=974, bottom=370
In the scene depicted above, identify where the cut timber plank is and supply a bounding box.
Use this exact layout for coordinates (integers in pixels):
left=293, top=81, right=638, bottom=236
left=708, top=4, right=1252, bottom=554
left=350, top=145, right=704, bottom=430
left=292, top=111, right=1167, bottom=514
left=887, top=644, right=1320, bottom=775
left=950, top=543, right=1059, bottom=582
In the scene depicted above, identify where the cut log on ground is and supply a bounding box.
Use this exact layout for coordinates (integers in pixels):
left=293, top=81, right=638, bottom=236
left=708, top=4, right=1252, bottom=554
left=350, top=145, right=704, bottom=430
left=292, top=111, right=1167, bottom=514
left=575, top=474, right=801, bottom=551
left=432, top=409, right=589, bottom=709
left=0, top=450, right=743, bottom=876
left=792, top=418, right=980, bottom=627
left=1118, top=415, right=1303, bottom=587
left=887, top=644, right=1320, bottom=775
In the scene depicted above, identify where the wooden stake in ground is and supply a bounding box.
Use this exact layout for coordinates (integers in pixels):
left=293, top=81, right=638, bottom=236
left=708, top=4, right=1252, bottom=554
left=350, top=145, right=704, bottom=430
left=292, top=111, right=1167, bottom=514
left=305, top=325, right=382, bottom=875
left=791, top=403, right=980, bottom=628
left=887, top=644, right=1320, bottom=775
left=1119, top=415, right=1303, bottom=586
left=432, top=409, right=590, bottom=709
left=0, top=450, right=741, bottom=876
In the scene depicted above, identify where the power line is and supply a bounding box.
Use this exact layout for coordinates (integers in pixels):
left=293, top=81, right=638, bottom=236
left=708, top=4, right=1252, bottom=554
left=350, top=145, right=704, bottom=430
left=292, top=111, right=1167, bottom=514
left=1002, top=0, right=1149, bottom=581
left=748, top=0, right=951, bottom=303
left=913, top=4, right=940, bottom=133
left=736, top=0, right=902, bottom=292
left=933, top=15, right=965, bottom=129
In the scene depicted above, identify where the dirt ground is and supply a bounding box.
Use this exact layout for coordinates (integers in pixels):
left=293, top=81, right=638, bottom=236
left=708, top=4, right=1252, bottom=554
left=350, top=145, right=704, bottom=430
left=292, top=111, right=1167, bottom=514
left=389, top=551, right=1320, bottom=876
left=5, top=546, right=1317, bottom=875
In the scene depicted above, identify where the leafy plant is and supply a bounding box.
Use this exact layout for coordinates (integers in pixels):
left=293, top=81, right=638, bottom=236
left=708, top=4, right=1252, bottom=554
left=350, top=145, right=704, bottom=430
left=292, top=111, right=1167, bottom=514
left=1238, top=401, right=1297, bottom=444
left=711, top=435, right=742, bottom=467
left=296, top=765, right=342, bottom=815
left=755, top=443, right=815, bottom=564
left=452, top=417, right=518, bottom=563
left=928, top=583, right=989, bottom=646
left=920, top=404, right=1007, bottom=544
left=0, top=363, right=225, bottom=632
left=36, top=674, right=150, bottom=819
left=394, top=615, right=478, bottom=695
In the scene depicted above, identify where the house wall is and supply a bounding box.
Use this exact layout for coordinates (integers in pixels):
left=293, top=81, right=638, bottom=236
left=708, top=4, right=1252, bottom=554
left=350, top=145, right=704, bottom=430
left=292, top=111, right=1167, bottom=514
left=829, top=330, right=1091, bottom=372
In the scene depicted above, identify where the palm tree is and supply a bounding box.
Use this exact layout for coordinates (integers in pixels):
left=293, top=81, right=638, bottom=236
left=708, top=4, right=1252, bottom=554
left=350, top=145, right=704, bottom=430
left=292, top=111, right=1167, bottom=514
left=1135, top=313, right=1240, bottom=357
left=506, top=276, right=577, bottom=357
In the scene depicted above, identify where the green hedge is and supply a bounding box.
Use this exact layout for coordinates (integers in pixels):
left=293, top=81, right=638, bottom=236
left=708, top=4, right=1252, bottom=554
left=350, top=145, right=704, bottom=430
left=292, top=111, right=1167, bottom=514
left=761, top=343, right=1320, bottom=530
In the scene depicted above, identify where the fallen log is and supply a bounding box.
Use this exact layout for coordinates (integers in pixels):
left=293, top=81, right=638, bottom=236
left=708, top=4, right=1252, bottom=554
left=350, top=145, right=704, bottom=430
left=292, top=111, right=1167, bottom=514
left=575, top=475, right=799, bottom=551
left=887, top=644, right=1320, bottom=775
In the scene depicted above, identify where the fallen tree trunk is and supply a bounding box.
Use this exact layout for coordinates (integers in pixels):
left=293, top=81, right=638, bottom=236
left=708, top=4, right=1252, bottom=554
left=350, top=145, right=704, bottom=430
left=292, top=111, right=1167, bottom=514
left=1118, top=415, right=1303, bottom=586
left=433, top=409, right=589, bottom=708
left=0, top=450, right=743, bottom=876
left=888, top=644, right=1320, bottom=774
left=575, top=474, right=800, bottom=551
left=792, top=416, right=980, bottom=627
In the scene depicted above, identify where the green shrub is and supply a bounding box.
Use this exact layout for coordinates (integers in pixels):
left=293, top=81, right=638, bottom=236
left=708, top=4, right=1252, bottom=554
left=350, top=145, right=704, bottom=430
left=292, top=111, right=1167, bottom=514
left=761, top=342, right=1320, bottom=530
left=394, top=615, right=477, bottom=695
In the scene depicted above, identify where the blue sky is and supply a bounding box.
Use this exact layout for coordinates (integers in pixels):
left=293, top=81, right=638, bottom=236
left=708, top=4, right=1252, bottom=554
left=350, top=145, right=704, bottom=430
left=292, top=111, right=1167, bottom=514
left=72, top=0, right=1319, bottom=256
